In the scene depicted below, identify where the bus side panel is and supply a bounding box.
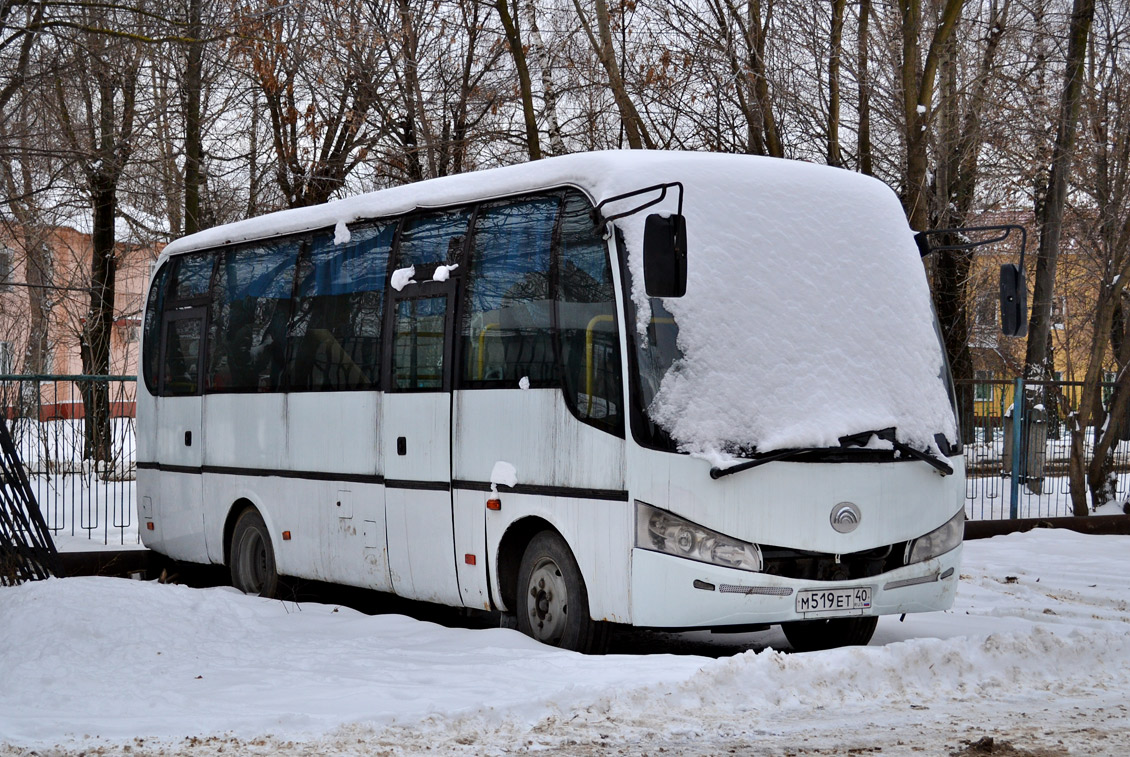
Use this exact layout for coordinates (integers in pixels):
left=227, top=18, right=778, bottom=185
left=145, top=394, right=208, bottom=562
left=452, top=489, right=490, bottom=610
left=452, top=389, right=625, bottom=492
left=286, top=392, right=382, bottom=476
left=455, top=390, right=629, bottom=621
left=484, top=495, right=633, bottom=623
left=148, top=471, right=209, bottom=563
left=201, top=474, right=327, bottom=581
left=203, top=394, right=287, bottom=473
left=135, top=384, right=157, bottom=467
left=287, top=392, right=391, bottom=592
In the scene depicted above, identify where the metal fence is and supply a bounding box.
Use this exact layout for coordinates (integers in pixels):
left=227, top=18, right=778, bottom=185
left=0, top=375, right=137, bottom=546
left=0, top=374, right=1120, bottom=550
left=957, top=378, right=1127, bottom=520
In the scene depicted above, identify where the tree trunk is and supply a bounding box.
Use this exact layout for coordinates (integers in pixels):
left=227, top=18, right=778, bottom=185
left=81, top=179, right=116, bottom=463
left=745, top=0, right=782, bottom=158
left=572, top=0, right=654, bottom=149
left=495, top=0, right=541, bottom=161
left=183, top=0, right=204, bottom=235
left=524, top=0, right=565, bottom=155
left=897, top=0, right=965, bottom=232
left=827, top=0, right=845, bottom=167
left=856, top=0, right=872, bottom=175
left=1020, top=0, right=1094, bottom=514
left=1024, top=0, right=1094, bottom=389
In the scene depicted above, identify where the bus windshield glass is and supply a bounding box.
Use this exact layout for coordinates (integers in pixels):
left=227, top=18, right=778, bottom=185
left=613, top=157, right=959, bottom=464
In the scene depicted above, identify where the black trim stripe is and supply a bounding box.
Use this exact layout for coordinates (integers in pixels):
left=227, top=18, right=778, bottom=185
left=137, top=461, right=383, bottom=486
left=137, top=462, right=200, bottom=475
left=385, top=479, right=451, bottom=492
left=136, top=463, right=629, bottom=501
left=452, top=479, right=629, bottom=502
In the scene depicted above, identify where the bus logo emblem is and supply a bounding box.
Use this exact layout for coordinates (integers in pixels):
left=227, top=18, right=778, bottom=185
left=830, top=502, right=861, bottom=534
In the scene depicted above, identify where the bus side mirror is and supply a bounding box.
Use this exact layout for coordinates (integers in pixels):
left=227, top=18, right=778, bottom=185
left=643, top=213, right=687, bottom=298
left=1000, top=263, right=1027, bottom=337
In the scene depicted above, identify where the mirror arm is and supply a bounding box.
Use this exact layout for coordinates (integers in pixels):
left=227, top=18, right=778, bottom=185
left=914, top=224, right=1028, bottom=271
left=593, top=182, right=684, bottom=225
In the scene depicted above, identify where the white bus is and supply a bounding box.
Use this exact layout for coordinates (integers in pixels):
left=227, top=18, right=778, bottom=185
left=138, top=151, right=972, bottom=653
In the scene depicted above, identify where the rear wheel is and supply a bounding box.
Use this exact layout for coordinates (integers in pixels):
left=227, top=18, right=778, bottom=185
left=516, top=531, right=604, bottom=653
left=781, top=615, right=878, bottom=653
left=230, top=508, right=279, bottom=598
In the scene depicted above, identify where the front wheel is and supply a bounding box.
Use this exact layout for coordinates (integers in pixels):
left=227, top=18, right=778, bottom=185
left=516, top=531, right=604, bottom=653
left=230, top=508, right=279, bottom=598
left=781, top=615, right=878, bottom=653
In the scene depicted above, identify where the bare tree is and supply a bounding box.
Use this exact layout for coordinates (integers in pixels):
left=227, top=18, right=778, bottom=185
left=236, top=0, right=394, bottom=206
left=572, top=0, right=654, bottom=149
left=1023, top=0, right=1095, bottom=413
left=1062, top=0, right=1129, bottom=512
left=49, top=2, right=150, bottom=461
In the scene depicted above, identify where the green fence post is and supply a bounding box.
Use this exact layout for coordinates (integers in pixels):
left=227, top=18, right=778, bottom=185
left=1009, top=377, right=1024, bottom=519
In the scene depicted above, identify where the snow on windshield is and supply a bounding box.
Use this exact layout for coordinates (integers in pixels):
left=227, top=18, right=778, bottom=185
left=610, top=154, right=957, bottom=460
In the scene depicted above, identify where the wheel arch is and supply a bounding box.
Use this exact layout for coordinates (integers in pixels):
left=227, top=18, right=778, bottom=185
left=495, top=516, right=559, bottom=613
left=222, top=497, right=259, bottom=566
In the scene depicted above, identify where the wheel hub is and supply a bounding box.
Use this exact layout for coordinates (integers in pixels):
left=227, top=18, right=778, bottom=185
left=527, top=558, right=568, bottom=643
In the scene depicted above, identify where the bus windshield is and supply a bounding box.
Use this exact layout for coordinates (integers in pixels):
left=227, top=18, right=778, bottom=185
left=618, top=167, right=959, bottom=463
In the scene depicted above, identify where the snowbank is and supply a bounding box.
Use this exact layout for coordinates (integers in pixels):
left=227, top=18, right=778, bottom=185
left=2, top=530, right=1130, bottom=755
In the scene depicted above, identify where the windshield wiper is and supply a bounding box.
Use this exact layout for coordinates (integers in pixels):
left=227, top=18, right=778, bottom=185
left=709, top=448, right=824, bottom=479
left=708, top=427, right=953, bottom=479
left=838, top=427, right=953, bottom=476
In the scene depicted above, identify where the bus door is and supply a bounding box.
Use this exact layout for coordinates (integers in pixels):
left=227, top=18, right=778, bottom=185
left=381, top=284, right=462, bottom=605
left=153, top=305, right=209, bottom=562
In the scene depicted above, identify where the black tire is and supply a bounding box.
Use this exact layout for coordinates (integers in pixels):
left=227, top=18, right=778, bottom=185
left=516, top=530, right=604, bottom=653
left=230, top=508, right=279, bottom=598
left=782, top=615, right=878, bottom=653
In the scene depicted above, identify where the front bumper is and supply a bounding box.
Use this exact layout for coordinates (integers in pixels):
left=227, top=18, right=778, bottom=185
left=629, top=543, right=962, bottom=628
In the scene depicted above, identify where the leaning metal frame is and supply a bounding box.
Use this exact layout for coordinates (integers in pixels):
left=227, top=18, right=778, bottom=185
left=0, top=417, right=58, bottom=584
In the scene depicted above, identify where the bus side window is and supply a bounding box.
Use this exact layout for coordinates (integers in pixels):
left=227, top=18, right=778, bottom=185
left=460, top=197, right=558, bottom=386
left=287, top=222, right=393, bottom=391
left=396, top=208, right=471, bottom=268
left=556, top=191, right=624, bottom=436
left=207, top=240, right=299, bottom=392
left=160, top=316, right=204, bottom=395
left=142, top=262, right=172, bottom=394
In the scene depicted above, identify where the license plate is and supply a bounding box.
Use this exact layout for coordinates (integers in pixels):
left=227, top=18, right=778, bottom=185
left=795, top=586, right=872, bottom=616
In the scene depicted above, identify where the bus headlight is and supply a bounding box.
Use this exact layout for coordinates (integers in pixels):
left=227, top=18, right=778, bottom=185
left=635, top=501, right=763, bottom=572
left=905, top=509, right=964, bottom=565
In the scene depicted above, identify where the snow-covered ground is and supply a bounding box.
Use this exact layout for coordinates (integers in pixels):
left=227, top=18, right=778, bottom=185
left=3, top=529, right=1129, bottom=755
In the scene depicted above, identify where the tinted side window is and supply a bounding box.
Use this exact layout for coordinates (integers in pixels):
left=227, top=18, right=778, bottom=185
left=171, top=253, right=214, bottom=300
left=396, top=208, right=471, bottom=268
left=460, top=197, right=558, bottom=386
left=556, top=192, right=623, bottom=435
left=161, top=313, right=204, bottom=396
left=208, top=241, right=299, bottom=392
left=142, top=262, right=172, bottom=393
left=391, top=296, right=448, bottom=390
left=287, top=223, right=393, bottom=391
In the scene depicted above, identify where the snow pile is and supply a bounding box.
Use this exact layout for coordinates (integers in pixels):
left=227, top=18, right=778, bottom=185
left=389, top=266, right=415, bottom=291
left=489, top=461, right=518, bottom=490
left=3, top=529, right=1130, bottom=755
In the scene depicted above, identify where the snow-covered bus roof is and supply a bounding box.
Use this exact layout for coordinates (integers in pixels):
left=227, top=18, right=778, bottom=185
left=161, top=151, right=956, bottom=461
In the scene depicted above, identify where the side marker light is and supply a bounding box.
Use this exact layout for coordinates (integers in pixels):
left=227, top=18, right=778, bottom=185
left=282, top=531, right=292, bottom=541
left=486, top=498, right=501, bottom=511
